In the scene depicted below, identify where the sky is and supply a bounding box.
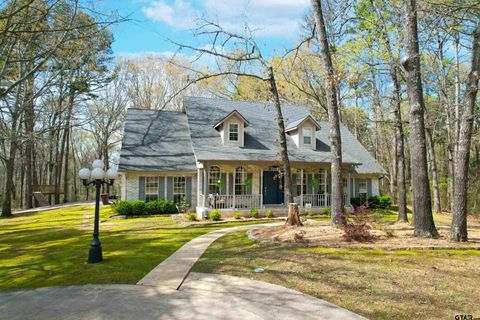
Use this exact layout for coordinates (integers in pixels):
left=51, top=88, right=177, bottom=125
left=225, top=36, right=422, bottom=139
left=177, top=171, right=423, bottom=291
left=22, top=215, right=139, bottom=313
left=97, top=0, right=312, bottom=59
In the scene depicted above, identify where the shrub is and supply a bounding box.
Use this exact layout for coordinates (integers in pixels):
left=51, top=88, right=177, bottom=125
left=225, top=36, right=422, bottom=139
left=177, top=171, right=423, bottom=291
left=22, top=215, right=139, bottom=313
left=368, top=195, right=392, bottom=210
left=306, top=211, right=314, bottom=216
left=112, top=200, right=133, bottom=215
left=265, top=210, right=273, bottom=218
left=250, top=208, right=259, bottom=218
left=209, top=210, right=222, bottom=221
left=187, top=212, right=197, bottom=221
left=131, top=200, right=146, bottom=215
left=350, top=195, right=368, bottom=208
left=342, top=205, right=377, bottom=242
left=320, top=207, right=331, bottom=216
left=234, top=212, right=242, bottom=219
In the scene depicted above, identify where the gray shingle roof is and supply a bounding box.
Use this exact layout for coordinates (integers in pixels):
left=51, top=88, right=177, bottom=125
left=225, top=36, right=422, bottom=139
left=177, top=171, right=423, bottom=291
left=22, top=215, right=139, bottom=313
left=118, top=96, right=386, bottom=175
left=119, top=109, right=196, bottom=172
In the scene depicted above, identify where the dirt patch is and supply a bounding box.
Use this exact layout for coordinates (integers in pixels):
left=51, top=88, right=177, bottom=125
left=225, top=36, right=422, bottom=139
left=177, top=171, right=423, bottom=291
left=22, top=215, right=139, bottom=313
left=249, top=219, right=480, bottom=250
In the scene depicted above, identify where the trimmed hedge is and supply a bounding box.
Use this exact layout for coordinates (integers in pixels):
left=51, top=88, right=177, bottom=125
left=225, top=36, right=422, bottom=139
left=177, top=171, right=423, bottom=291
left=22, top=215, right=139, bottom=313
left=350, top=195, right=392, bottom=210
left=112, top=199, right=177, bottom=216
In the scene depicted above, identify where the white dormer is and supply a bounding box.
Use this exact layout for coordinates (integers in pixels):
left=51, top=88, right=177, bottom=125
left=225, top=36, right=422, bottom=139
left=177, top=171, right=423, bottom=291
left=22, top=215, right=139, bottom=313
left=285, top=115, right=321, bottom=150
left=213, top=110, right=249, bottom=147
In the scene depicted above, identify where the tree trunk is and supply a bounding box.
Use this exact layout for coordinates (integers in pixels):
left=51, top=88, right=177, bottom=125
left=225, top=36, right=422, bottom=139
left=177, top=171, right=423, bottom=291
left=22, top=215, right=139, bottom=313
left=371, top=0, right=407, bottom=222
left=436, top=33, right=455, bottom=213
left=62, top=89, right=75, bottom=203
left=1, top=141, right=17, bottom=217
left=286, top=203, right=301, bottom=227
left=266, top=67, right=300, bottom=226
left=402, top=0, right=438, bottom=237
left=451, top=25, right=480, bottom=242
left=24, top=71, right=35, bottom=209
left=426, top=128, right=442, bottom=213
left=311, top=0, right=343, bottom=225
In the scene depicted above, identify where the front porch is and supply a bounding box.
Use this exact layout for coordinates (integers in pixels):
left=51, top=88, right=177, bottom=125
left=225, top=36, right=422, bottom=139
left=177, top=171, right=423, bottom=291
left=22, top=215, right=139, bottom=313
left=201, top=192, right=349, bottom=210
left=197, top=162, right=352, bottom=211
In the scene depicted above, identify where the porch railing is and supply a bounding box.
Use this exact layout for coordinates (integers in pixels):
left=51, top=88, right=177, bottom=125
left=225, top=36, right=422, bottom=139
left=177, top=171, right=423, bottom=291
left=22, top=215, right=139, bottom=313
left=201, top=194, right=262, bottom=209
left=294, top=193, right=350, bottom=208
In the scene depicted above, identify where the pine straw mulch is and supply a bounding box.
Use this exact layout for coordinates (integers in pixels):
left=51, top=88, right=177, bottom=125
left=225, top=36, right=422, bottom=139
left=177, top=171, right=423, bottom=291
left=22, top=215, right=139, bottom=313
left=248, top=218, right=480, bottom=250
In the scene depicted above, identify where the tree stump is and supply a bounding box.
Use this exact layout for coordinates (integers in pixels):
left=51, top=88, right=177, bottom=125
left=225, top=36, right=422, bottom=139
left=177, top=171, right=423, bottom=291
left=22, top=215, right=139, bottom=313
left=285, top=203, right=303, bottom=226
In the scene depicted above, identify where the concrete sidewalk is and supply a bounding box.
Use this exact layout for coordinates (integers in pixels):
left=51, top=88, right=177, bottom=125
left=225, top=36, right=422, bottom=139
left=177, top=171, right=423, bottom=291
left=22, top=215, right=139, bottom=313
left=0, top=273, right=367, bottom=320
left=137, top=223, right=280, bottom=289
left=12, top=201, right=94, bottom=216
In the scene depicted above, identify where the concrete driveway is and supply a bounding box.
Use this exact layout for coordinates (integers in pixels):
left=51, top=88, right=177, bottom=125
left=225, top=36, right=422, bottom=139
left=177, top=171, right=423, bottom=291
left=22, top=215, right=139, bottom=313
left=0, top=272, right=367, bottom=320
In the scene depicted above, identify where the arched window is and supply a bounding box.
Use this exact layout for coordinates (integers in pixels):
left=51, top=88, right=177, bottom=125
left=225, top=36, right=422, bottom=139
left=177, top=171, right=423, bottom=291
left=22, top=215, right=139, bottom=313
left=235, top=167, right=247, bottom=195
left=208, top=166, right=221, bottom=194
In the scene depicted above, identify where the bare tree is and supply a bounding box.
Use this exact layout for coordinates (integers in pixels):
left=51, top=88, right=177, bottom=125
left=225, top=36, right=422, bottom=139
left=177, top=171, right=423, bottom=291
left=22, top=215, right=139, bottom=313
left=311, top=0, right=343, bottom=225
left=401, top=0, right=438, bottom=237
left=451, top=24, right=480, bottom=241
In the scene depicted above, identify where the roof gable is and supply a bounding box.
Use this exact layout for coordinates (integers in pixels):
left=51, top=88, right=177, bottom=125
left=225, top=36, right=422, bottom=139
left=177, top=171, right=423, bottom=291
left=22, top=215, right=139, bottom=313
left=285, top=115, right=321, bottom=132
left=213, top=109, right=249, bottom=130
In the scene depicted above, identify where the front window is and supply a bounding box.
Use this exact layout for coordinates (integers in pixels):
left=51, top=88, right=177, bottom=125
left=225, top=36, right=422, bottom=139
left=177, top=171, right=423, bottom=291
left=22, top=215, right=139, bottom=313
left=235, top=166, right=247, bottom=195
left=173, top=176, right=186, bottom=203
left=208, top=166, right=221, bottom=194
left=303, top=127, right=312, bottom=145
left=358, top=179, right=367, bottom=197
left=145, top=176, right=159, bottom=201
left=343, top=177, right=348, bottom=193
left=296, top=171, right=307, bottom=195
left=318, top=169, right=327, bottom=194
left=229, top=123, right=239, bottom=141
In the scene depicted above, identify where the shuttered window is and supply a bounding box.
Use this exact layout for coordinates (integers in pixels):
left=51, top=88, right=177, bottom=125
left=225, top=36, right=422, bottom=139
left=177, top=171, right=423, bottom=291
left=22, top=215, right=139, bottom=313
left=358, top=179, right=367, bottom=197
left=318, top=169, right=327, bottom=194
left=173, top=177, right=186, bottom=203
left=145, top=177, right=159, bottom=201
left=208, top=166, right=221, bottom=194
left=235, top=167, right=247, bottom=195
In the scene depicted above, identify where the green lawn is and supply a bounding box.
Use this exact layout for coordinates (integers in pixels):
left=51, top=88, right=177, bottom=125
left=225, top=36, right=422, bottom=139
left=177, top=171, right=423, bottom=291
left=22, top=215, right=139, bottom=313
left=0, top=205, right=263, bottom=291
left=193, top=213, right=480, bottom=320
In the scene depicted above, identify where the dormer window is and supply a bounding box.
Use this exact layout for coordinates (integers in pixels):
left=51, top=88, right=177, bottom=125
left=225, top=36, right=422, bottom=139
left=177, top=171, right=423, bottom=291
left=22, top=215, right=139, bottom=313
left=213, top=109, right=249, bottom=147
left=285, top=115, right=321, bottom=150
left=229, top=123, right=239, bottom=141
left=303, top=127, right=312, bottom=145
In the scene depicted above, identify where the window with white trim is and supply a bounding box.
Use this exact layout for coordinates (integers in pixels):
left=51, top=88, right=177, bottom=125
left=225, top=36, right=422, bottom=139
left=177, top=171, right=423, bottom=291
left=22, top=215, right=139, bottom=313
left=318, top=169, right=327, bottom=194
left=145, top=176, right=159, bottom=202
left=296, top=171, right=307, bottom=196
left=342, top=177, right=348, bottom=193
left=358, top=178, right=367, bottom=197
left=208, top=166, right=221, bottom=194
left=173, top=176, right=186, bottom=203
left=229, top=123, right=239, bottom=141
left=235, top=166, right=247, bottom=195
left=303, top=127, right=312, bottom=145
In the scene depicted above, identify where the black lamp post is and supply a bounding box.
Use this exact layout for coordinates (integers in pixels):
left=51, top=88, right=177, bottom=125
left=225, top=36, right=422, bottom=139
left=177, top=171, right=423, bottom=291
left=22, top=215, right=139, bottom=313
left=79, top=160, right=117, bottom=264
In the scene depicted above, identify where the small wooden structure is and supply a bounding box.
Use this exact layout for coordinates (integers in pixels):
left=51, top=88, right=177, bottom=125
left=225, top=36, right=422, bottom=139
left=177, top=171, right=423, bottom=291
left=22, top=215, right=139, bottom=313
left=32, top=192, right=49, bottom=207
left=32, top=185, right=63, bottom=195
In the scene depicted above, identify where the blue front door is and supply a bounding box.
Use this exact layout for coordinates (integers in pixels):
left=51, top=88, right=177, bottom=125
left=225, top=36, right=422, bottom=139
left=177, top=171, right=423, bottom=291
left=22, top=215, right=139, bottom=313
left=263, top=171, right=284, bottom=204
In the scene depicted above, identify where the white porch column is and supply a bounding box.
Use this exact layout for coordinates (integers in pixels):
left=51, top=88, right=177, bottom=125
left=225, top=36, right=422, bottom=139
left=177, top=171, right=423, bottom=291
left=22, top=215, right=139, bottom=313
left=260, top=168, right=263, bottom=208
left=300, top=168, right=304, bottom=207
left=232, top=168, right=236, bottom=208
left=348, top=172, right=351, bottom=205
left=197, top=167, right=201, bottom=207
left=203, top=165, right=208, bottom=207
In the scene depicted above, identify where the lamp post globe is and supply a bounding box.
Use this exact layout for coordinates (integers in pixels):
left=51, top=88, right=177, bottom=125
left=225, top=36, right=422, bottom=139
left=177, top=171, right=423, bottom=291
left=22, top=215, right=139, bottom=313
left=106, top=168, right=118, bottom=180
left=92, top=159, right=104, bottom=169
left=91, top=167, right=105, bottom=180
left=78, top=168, right=91, bottom=180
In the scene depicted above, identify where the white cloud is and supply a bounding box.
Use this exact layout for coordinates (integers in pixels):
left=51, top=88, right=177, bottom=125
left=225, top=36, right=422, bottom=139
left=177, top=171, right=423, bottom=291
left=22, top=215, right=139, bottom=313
left=142, top=0, right=197, bottom=29
left=141, top=0, right=310, bottom=38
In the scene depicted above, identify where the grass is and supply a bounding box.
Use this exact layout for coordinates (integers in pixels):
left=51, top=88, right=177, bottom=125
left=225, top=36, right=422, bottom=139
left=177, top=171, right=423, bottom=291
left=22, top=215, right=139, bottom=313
left=0, top=204, right=265, bottom=291
left=193, top=212, right=480, bottom=320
